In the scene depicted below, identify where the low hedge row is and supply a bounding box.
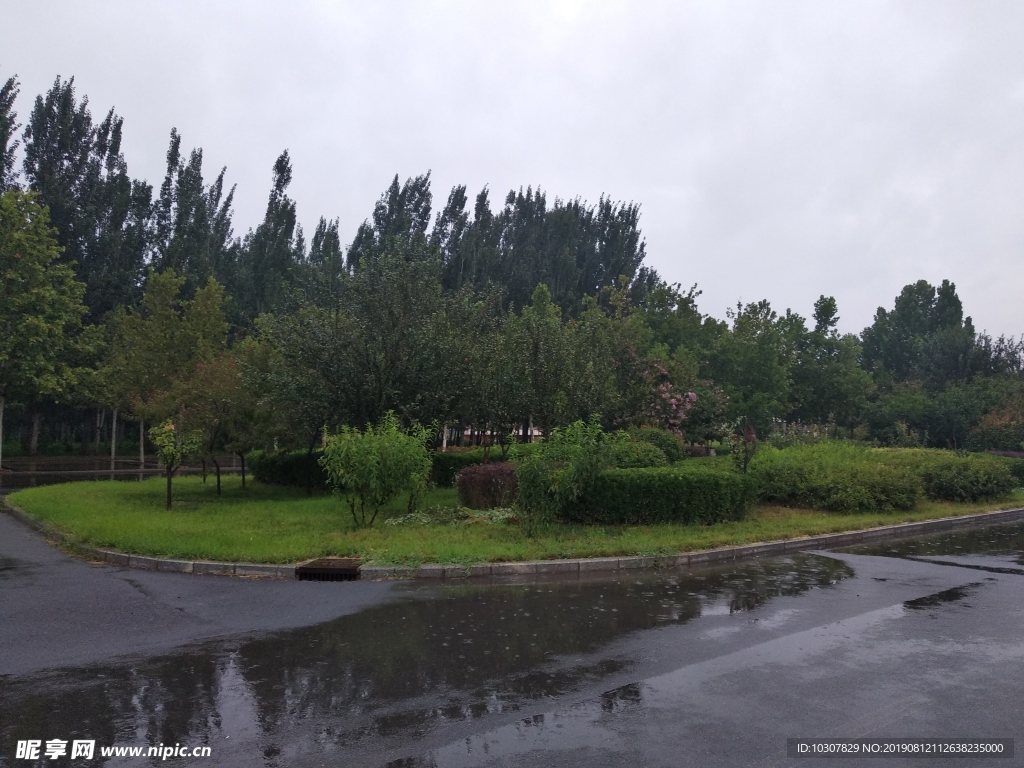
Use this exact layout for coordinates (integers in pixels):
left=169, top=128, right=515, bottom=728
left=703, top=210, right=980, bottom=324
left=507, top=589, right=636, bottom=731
left=563, top=466, right=754, bottom=526
left=433, top=443, right=542, bottom=486
left=877, top=449, right=1017, bottom=502
left=252, top=444, right=543, bottom=489
left=248, top=449, right=328, bottom=488
left=751, top=448, right=921, bottom=513
left=749, top=443, right=1017, bottom=512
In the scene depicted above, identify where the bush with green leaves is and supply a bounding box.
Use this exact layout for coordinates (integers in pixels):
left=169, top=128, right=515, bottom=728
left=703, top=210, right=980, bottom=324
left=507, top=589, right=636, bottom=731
left=628, top=426, right=687, bottom=463
left=566, top=465, right=754, bottom=525
left=319, top=413, right=432, bottom=527
left=432, top=443, right=542, bottom=486
left=511, top=418, right=670, bottom=533
left=749, top=442, right=921, bottom=513
left=511, top=418, right=610, bottom=535
left=874, top=449, right=1017, bottom=502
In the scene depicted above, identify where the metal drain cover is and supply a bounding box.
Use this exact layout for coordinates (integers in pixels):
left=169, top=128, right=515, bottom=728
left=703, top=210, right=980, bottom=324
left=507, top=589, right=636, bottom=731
left=295, top=558, right=362, bottom=581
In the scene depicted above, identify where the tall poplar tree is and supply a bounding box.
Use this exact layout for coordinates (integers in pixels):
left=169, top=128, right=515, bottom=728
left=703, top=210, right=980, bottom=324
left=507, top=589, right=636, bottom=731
left=22, top=77, right=151, bottom=320
left=235, top=150, right=302, bottom=319
left=0, top=72, right=19, bottom=191
left=151, top=128, right=236, bottom=295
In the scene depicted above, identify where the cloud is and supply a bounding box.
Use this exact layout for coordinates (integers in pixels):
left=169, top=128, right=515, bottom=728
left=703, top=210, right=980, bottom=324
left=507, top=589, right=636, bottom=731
left=3, top=0, right=1023, bottom=335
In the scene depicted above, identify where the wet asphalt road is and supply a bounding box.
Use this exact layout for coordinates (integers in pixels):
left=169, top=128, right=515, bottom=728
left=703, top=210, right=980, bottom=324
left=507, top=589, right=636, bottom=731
left=1, top=510, right=1023, bottom=768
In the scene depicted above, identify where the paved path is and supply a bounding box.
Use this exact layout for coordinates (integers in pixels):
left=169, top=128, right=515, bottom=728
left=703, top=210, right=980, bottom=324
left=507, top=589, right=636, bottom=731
left=0, top=511, right=397, bottom=676
left=3, top=509, right=1023, bottom=767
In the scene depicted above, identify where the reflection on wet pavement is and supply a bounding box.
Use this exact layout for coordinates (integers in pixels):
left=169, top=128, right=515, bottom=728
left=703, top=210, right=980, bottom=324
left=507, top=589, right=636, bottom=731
left=841, top=520, right=1024, bottom=573
left=0, top=555, right=852, bottom=765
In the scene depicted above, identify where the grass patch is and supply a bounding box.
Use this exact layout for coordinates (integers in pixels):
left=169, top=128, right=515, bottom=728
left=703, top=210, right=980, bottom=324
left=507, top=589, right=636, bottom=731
left=7, top=475, right=1023, bottom=566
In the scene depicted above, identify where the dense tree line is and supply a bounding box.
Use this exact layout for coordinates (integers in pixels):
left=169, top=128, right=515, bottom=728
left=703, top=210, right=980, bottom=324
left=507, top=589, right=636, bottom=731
left=2, top=71, right=1023, bottom=467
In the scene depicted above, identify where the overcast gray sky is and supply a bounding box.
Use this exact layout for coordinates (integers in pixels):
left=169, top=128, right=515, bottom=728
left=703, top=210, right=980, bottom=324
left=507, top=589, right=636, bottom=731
left=3, top=1, right=1023, bottom=335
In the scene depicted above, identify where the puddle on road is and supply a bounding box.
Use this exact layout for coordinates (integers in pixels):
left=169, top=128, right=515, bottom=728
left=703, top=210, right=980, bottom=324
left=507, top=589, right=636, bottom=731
left=0, top=555, right=852, bottom=763
left=903, top=582, right=982, bottom=611
left=840, top=520, right=1024, bottom=572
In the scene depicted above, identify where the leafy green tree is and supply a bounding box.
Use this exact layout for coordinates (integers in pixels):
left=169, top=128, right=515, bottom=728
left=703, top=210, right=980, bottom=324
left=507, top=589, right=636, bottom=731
left=0, top=190, right=90, bottom=466
left=707, top=300, right=793, bottom=436
left=861, top=279, right=980, bottom=388
left=234, top=151, right=301, bottom=319
left=347, top=173, right=433, bottom=270
left=0, top=72, right=19, bottom=191
left=319, top=413, right=432, bottom=527
left=511, top=284, right=575, bottom=436
left=789, top=296, right=872, bottom=428
left=103, top=270, right=227, bottom=464
left=22, top=77, right=152, bottom=320
left=151, top=129, right=236, bottom=298
left=149, top=419, right=203, bottom=509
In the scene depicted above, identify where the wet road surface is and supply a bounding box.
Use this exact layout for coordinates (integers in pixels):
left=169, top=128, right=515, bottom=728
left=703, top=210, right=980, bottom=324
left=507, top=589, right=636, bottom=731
left=1, top=512, right=1023, bottom=767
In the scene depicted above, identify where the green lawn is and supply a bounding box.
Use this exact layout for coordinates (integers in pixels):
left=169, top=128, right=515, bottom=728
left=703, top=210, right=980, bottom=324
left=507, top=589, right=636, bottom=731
left=7, top=475, right=1023, bottom=566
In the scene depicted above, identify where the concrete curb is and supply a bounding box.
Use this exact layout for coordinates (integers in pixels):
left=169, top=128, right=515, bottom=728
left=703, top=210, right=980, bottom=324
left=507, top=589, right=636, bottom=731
left=3, top=495, right=1024, bottom=582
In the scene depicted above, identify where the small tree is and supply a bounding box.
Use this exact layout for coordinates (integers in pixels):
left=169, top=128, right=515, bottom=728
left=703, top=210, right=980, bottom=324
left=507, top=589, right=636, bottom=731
left=319, top=413, right=431, bottom=528
left=149, top=419, right=202, bottom=509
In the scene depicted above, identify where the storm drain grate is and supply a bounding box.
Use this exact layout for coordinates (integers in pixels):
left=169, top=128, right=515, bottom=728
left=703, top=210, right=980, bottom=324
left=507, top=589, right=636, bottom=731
left=295, top=558, right=362, bottom=582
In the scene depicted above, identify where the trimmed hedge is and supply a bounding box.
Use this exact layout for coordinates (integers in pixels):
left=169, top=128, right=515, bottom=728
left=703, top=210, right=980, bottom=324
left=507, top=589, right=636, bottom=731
left=749, top=443, right=1017, bottom=512
left=434, top=443, right=542, bottom=487
left=607, top=439, right=668, bottom=468
left=456, top=462, right=519, bottom=509
left=873, top=448, right=1017, bottom=502
left=248, top=449, right=328, bottom=488
left=628, top=427, right=687, bottom=463
left=564, top=466, right=754, bottom=525
left=750, top=444, right=921, bottom=513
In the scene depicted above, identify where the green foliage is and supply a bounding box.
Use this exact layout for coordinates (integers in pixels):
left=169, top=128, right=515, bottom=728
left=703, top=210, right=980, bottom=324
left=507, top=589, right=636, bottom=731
left=23, top=77, right=152, bottom=319
left=432, top=443, right=542, bottom=486
left=148, top=418, right=204, bottom=509
left=628, top=426, right=686, bottom=463
left=319, top=413, right=432, bottom=527
left=511, top=418, right=668, bottom=533
left=149, top=419, right=203, bottom=471
left=749, top=443, right=922, bottom=513
left=565, top=466, right=754, bottom=525
left=990, top=455, right=1024, bottom=486
left=512, top=418, right=608, bottom=535
left=877, top=449, right=1016, bottom=502
left=606, top=437, right=668, bottom=468
left=0, top=190, right=91, bottom=402
left=249, top=449, right=328, bottom=488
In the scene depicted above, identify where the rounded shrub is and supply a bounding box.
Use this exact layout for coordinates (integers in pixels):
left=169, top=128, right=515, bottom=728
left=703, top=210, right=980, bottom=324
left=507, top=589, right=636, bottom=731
left=628, top=426, right=687, bottom=463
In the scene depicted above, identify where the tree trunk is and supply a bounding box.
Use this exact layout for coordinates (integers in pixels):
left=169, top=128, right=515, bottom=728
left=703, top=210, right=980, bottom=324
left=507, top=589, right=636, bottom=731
left=238, top=452, right=246, bottom=489
left=166, top=466, right=173, bottom=509
left=95, top=408, right=105, bottom=454
left=213, top=457, right=221, bottom=495
left=110, top=408, right=118, bottom=462
left=139, top=420, right=145, bottom=468
left=30, top=411, right=41, bottom=455
left=0, top=395, right=5, bottom=470
left=201, top=458, right=207, bottom=483
left=305, top=435, right=317, bottom=497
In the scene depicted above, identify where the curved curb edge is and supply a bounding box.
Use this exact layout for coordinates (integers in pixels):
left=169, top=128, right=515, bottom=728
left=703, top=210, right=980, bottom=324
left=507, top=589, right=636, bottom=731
left=3, top=496, right=1023, bottom=582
